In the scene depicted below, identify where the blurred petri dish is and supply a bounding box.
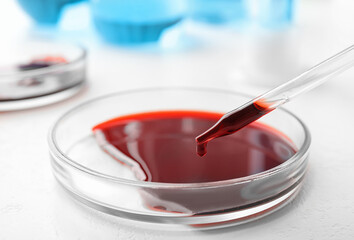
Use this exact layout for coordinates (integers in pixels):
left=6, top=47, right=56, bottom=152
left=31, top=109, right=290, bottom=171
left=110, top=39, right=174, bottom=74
left=0, top=41, right=86, bottom=111
left=48, top=87, right=310, bottom=230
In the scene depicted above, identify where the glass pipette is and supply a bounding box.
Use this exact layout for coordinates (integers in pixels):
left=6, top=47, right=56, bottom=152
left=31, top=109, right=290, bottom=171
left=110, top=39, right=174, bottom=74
left=196, top=45, right=354, bottom=156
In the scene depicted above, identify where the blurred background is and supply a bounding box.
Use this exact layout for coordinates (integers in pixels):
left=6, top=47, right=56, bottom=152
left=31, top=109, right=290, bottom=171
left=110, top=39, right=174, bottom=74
left=2, top=0, right=354, bottom=98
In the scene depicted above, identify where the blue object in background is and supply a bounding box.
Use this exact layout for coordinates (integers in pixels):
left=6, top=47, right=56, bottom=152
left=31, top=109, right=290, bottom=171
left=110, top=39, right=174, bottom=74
left=15, top=0, right=295, bottom=46
left=17, top=0, right=86, bottom=25
left=256, top=0, right=294, bottom=28
left=189, top=0, right=247, bottom=24
left=91, top=0, right=187, bottom=45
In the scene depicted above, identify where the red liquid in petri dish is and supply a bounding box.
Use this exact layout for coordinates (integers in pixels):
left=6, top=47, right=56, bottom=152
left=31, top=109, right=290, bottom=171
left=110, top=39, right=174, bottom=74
left=93, top=110, right=296, bottom=213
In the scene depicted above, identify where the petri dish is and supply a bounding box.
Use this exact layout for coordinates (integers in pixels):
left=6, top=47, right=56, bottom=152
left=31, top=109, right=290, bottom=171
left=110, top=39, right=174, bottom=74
left=48, top=87, right=310, bottom=230
left=0, top=41, right=86, bottom=111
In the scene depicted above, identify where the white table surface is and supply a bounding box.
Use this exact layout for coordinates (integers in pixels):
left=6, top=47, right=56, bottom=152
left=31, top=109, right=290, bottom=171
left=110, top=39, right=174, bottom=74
left=1, top=0, right=354, bottom=239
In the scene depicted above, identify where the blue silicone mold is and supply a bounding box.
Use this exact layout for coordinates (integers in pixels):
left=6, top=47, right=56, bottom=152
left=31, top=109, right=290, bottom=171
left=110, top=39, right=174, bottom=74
left=91, top=0, right=187, bottom=44
left=17, top=0, right=86, bottom=25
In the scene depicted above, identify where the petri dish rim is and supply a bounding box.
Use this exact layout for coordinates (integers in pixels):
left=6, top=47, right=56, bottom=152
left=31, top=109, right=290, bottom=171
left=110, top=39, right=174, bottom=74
left=0, top=44, right=87, bottom=79
left=48, top=86, right=311, bottom=189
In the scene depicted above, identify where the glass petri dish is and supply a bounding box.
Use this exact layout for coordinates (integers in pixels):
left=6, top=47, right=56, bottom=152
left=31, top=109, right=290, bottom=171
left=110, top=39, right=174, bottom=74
left=0, top=41, right=86, bottom=111
left=48, top=87, right=310, bottom=229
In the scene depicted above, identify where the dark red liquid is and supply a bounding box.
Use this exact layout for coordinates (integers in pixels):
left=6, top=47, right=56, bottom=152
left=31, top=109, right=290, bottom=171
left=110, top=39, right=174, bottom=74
left=18, top=56, right=67, bottom=71
left=93, top=110, right=295, bottom=184
left=196, top=101, right=274, bottom=156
